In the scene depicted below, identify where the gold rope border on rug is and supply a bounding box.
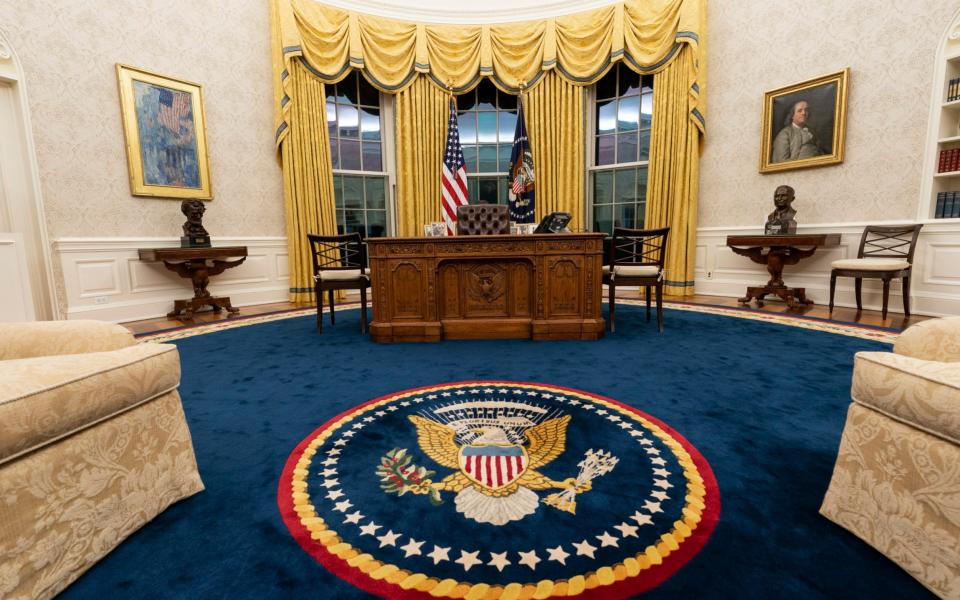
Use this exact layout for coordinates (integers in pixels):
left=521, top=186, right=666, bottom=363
left=287, top=381, right=708, bottom=599
left=137, top=301, right=899, bottom=345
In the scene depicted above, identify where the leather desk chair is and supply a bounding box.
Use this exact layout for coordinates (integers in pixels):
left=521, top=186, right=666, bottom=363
left=456, top=204, right=510, bottom=235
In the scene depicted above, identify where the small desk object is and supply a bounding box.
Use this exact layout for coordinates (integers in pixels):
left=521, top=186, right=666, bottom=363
left=726, top=234, right=840, bottom=308
left=367, top=233, right=605, bottom=342
left=138, top=246, right=248, bottom=320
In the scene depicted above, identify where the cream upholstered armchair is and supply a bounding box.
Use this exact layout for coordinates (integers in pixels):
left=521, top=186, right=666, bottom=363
left=820, top=317, right=960, bottom=599
left=0, top=320, right=204, bottom=600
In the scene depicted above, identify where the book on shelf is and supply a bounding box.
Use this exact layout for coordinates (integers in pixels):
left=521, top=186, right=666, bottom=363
left=950, top=77, right=960, bottom=102
left=942, top=191, right=960, bottom=219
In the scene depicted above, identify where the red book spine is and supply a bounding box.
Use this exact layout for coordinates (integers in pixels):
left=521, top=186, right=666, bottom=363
left=940, top=149, right=947, bottom=173
left=953, top=149, right=959, bottom=173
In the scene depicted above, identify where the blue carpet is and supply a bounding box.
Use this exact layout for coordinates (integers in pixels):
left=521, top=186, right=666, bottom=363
left=62, top=306, right=929, bottom=598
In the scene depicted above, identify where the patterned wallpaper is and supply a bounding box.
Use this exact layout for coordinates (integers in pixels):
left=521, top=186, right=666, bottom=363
left=0, top=0, right=284, bottom=239
left=700, top=0, right=958, bottom=227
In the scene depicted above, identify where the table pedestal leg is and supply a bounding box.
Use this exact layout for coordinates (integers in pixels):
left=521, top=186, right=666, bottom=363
left=162, top=258, right=244, bottom=321
left=731, top=245, right=817, bottom=309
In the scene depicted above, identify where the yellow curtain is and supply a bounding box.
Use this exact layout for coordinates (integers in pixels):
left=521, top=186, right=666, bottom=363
left=394, top=76, right=449, bottom=237
left=278, top=59, right=339, bottom=303
left=525, top=73, right=585, bottom=229
left=646, top=44, right=702, bottom=296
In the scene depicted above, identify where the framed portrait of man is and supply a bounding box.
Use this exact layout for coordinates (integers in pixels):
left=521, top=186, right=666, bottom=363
left=759, top=69, right=849, bottom=174
left=116, top=64, right=212, bottom=199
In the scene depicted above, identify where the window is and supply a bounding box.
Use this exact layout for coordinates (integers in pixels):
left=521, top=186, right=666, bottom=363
left=589, top=64, right=653, bottom=235
left=326, top=71, right=391, bottom=237
left=456, top=80, right=518, bottom=205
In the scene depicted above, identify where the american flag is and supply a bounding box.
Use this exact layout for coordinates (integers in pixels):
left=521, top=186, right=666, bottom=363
left=441, top=98, right=469, bottom=235
left=158, top=87, right=191, bottom=134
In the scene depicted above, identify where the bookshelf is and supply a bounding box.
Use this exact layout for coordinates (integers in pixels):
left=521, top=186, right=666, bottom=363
left=922, top=21, right=960, bottom=220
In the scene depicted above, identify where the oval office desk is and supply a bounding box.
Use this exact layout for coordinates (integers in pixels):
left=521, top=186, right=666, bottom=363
left=367, top=233, right=605, bottom=342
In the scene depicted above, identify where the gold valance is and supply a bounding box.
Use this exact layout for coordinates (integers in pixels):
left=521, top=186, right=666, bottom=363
left=273, top=0, right=705, bottom=144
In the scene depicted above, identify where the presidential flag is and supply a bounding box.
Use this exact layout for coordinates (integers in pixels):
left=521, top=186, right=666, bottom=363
left=508, top=96, right=535, bottom=223
left=441, top=98, right=469, bottom=235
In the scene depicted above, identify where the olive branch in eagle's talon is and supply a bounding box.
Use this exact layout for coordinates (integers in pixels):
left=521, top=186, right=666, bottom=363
left=376, top=448, right=442, bottom=505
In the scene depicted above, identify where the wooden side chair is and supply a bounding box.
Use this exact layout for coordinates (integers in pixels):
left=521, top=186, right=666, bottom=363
left=829, top=224, right=923, bottom=320
left=602, top=227, right=670, bottom=333
left=307, top=233, right=370, bottom=334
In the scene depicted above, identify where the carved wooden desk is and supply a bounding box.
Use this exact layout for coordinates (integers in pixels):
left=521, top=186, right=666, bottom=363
left=367, top=234, right=605, bottom=342
left=726, top=234, right=840, bottom=308
left=138, top=246, right=248, bottom=320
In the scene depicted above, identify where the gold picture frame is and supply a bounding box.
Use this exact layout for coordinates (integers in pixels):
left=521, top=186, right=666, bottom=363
left=759, top=69, right=849, bottom=174
left=116, top=64, right=212, bottom=199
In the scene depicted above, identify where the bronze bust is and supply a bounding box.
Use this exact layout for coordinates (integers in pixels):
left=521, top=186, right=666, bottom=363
left=181, top=199, right=211, bottom=247
left=765, top=185, right=798, bottom=235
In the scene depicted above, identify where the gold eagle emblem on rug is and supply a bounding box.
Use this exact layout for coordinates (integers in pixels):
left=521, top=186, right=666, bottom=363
left=376, top=400, right=618, bottom=525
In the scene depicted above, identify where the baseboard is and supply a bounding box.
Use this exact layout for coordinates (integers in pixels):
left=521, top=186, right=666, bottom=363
left=54, top=236, right=290, bottom=323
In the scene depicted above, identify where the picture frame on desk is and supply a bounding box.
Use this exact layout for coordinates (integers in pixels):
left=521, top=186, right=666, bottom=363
left=759, top=69, right=849, bottom=174
left=116, top=64, right=212, bottom=200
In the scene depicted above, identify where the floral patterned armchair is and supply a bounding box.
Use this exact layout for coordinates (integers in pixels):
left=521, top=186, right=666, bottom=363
left=0, top=320, right=204, bottom=600
left=820, top=317, right=960, bottom=599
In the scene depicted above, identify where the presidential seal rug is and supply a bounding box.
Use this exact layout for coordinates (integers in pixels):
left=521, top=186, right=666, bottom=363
left=61, top=304, right=930, bottom=599
left=279, top=382, right=718, bottom=599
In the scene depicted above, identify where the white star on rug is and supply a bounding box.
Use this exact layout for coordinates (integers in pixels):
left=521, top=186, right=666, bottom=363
left=400, top=401, right=410, bottom=406
left=321, top=478, right=339, bottom=488
left=374, top=410, right=386, bottom=416
left=352, top=422, right=364, bottom=430
left=546, top=545, right=570, bottom=565
left=582, top=405, right=595, bottom=411
left=427, top=545, right=450, bottom=564
left=362, top=416, right=374, bottom=422
left=629, top=430, right=643, bottom=437
left=441, top=392, right=451, bottom=397
left=455, top=390, right=467, bottom=395
left=359, top=521, right=381, bottom=536
left=596, top=531, right=619, bottom=547
left=618, top=422, right=633, bottom=430
left=630, top=511, right=653, bottom=526
left=572, top=539, right=597, bottom=558
left=497, top=388, right=509, bottom=394
left=487, top=552, right=511, bottom=572
left=653, top=468, right=670, bottom=477
left=607, top=414, right=622, bottom=422
left=540, top=393, right=554, bottom=399
left=643, top=500, right=663, bottom=514
left=319, top=468, right=337, bottom=477
left=568, top=398, right=581, bottom=405
left=651, top=490, right=670, bottom=502
left=377, top=530, right=400, bottom=548
left=654, top=478, right=673, bottom=489
left=517, top=550, right=540, bottom=570
left=327, top=448, right=342, bottom=456
left=650, top=457, right=667, bottom=466
left=526, top=390, right=539, bottom=396
left=387, top=406, right=399, bottom=412
left=645, top=447, right=661, bottom=455
left=427, top=394, right=438, bottom=399
left=400, top=538, right=424, bottom=558
left=483, top=388, right=494, bottom=393
left=413, top=398, right=424, bottom=403
left=321, top=457, right=338, bottom=466
left=455, top=550, right=482, bottom=571
left=343, top=511, right=364, bottom=524
left=640, top=438, right=654, bottom=446
left=595, top=409, right=608, bottom=415
left=333, top=500, right=352, bottom=512
left=342, top=431, right=355, bottom=438
left=614, top=522, right=639, bottom=538
left=325, top=489, right=344, bottom=500
left=333, top=439, right=347, bottom=447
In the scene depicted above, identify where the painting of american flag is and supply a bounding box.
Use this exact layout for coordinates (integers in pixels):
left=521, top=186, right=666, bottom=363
left=132, top=80, right=200, bottom=189
left=441, top=98, right=470, bottom=235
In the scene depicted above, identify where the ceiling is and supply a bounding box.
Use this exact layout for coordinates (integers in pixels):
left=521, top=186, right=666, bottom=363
left=314, top=0, right=620, bottom=24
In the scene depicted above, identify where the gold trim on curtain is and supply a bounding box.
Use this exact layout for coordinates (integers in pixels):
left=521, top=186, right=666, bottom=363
left=394, top=76, right=449, bottom=237
left=525, top=72, right=585, bottom=230
left=646, top=44, right=700, bottom=296
left=280, top=60, right=339, bottom=303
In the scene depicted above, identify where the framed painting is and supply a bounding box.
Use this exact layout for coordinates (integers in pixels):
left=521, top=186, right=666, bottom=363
left=116, top=64, right=212, bottom=199
left=759, top=69, right=849, bottom=174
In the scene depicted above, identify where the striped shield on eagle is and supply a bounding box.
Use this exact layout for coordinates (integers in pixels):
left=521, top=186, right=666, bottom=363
left=458, top=445, right=528, bottom=491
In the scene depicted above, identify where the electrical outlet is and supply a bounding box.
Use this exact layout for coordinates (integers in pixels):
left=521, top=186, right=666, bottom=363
left=706, top=271, right=712, bottom=279
left=93, top=296, right=109, bottom=305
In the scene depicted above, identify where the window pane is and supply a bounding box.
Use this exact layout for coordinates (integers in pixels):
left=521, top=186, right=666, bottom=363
left=478, top=144, right=498, bottom=173
left=358, top=76, right=378, bottom=106
left=617, top=96, right=640, bottom=132
left=639, top=130, right=651, bottom=162
left=498, top=178, right=510, bottom=205
left=477, top=178, right=498, bottom=203
left=457, top=92, right=477, bottom=112
left=614, top=168, right=636, bottom=203
left=498, top=143, right=513, bottom=172
left=343, top=209, right=364, bottom=234
left=477, top=82, right=496, bottom=110
left=339, top=72, right=358, bottom=104
left=597, top=100, right=616, bottom=135
left=458, top=112, right=477, bottom=145
left=593, top=170, right=613, bottom=203
left=329, top=138, right=340, bottom=169
left=367, top=210, right=387, bottom=237
left=342, top=176, right=363, bottom=208
left=618, top=67, right=641, bottom=97
left=338, top=105, right=359, bottom=138
left=498, top=111, right=517, bottom=142
left=336, top=210, right=346, bottom=234
left=497, top=91, right=517, bottom=111
left=340, top=139, right=361, bottom=170
left=326, top=102, right=337, bottom=138
left=477, top=112, right=497, bottom=143
left=462, top=145, right=478, bottom=172
left=636, top=168, right=648, bottom=201
left=615, top=203, right=637, bottom=229
left=596, top=70, right=616, bottom=100
left=595, top=135, right=615, bottom=166
left=333, top=175, right=343, bottom=208
left=365, top=177, right=386, bottom=210
left=617, top=133, right=638, bottom=163
left=361, top=142, right=382, bottom=171
left=635, top=203, right=646, bottom=229
left=593, top=204, right=613, bottom=235
left=467, top=177, right=478, bottom=202
left=640, top=93, right=653, bottom=129
left=360, top=107, right=381, bottom=140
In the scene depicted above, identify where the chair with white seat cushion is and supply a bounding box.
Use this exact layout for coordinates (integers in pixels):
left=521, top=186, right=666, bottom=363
left=307, top=232, right=370, bottom=334
left=602, top=226, right=670, bottom=333
left=828, top=224, right=923, bottom=320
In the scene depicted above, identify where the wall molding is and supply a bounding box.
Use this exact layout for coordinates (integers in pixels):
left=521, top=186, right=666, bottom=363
left=54, top=236, right=289, bottom=323
left=694, top=221, right=960, bottom=317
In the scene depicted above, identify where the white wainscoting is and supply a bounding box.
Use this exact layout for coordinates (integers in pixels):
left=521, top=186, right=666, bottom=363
left=0, top=233, right=36, bottom=321
left=55, top=237, right=290, bottom=323
left=694, top=220, right=960, bottom=317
